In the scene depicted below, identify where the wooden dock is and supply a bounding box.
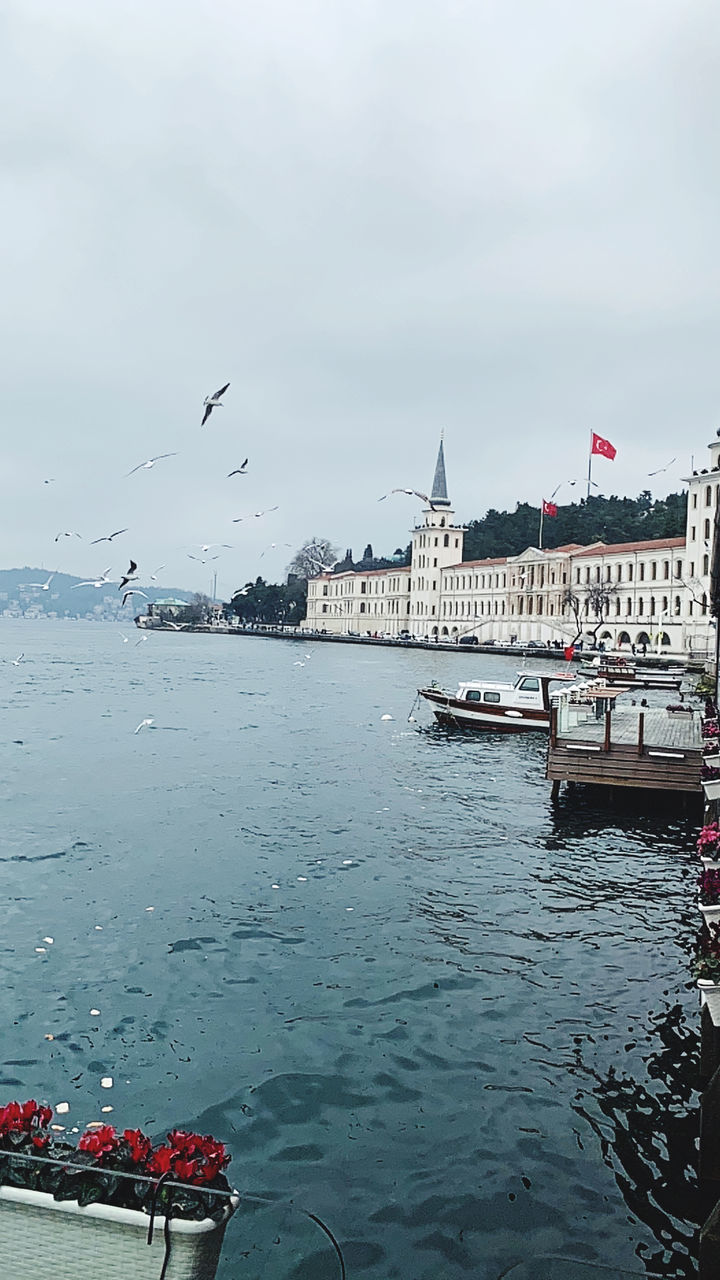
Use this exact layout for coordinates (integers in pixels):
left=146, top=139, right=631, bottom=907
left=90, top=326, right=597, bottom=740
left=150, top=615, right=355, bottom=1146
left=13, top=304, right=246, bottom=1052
left=547, top=696, right=702, bottom=794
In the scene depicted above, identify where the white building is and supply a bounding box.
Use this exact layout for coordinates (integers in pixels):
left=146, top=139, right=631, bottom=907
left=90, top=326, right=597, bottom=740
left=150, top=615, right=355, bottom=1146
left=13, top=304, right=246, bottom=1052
left=303, top=434, right=720, bottom=655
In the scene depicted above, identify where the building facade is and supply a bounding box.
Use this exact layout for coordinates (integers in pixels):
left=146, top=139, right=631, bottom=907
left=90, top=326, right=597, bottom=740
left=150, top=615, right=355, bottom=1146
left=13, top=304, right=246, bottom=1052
left=303, top=435, right=720, bottom=654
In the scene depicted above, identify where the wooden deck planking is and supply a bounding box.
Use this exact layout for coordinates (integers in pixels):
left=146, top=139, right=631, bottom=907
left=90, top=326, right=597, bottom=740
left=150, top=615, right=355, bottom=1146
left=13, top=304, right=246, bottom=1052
left=547, top=706, right=703, bottom=793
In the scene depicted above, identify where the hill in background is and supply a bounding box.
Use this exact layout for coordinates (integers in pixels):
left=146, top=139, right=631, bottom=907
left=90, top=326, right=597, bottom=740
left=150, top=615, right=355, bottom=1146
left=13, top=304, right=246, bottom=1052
left=0, top=569, right=195, bottom=621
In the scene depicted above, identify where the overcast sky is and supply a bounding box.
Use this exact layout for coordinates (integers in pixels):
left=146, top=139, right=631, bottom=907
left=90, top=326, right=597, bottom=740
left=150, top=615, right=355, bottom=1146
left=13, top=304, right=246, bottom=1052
left=2, top=0, right=718, bottom=597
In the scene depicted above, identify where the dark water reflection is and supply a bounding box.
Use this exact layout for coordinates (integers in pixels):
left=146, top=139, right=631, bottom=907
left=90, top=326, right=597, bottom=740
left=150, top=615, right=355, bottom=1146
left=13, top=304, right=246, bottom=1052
left=0, top=626, right=703, bottom=1278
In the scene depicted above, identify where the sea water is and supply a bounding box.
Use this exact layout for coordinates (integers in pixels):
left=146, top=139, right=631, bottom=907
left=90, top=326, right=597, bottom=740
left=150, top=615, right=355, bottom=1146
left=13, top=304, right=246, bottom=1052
left=0, top=623, right=700, bottom=1278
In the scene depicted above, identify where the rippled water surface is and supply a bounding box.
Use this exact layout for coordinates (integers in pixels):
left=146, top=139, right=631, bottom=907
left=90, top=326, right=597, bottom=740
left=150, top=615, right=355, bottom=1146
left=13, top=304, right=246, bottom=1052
left=0, top=623, right=702, bottom=1278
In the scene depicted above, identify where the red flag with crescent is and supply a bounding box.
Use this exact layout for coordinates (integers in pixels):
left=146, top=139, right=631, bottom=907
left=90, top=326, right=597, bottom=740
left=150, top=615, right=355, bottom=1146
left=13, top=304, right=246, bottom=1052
left=591, top=433, right=616, bottom=460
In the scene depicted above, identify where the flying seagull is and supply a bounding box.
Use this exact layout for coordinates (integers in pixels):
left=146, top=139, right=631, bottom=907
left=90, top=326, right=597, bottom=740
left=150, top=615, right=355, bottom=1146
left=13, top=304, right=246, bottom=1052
left=90, top=528, right=128, bottom=545
left=126, top=453, right=177, bottom=477
left=378, top=488, right=437, bottom=510
left=54, top=531, right=82, bottom=543
left=232, top=506, right=279, bottom=522
left=118, top=560, right=138, bottom=590
left=196, top=544, right=231, bottom=552
left=43, top=478, right=54, bottom=485
left=135, top=635, right=148, bottom=647
left=72, top=568, right=112, bottom=589
left=11, top=654, right=24, bottom=666
left=648, top=457, right=677, bottom=477
left=25, top=573, right=55, bottom=591
left=149, top=565, right=166, bottom=581
left=260, top=542, right=292, bottom=558
left=188, top=554, right=219, bottom=564
left=227, top=460, right=249, bottom=476
left=201, top=382, right=230, bottom=427
left=121, top=589, right=148, bottom=607
left=120, top=634, right=130, bottom=643
left=134, top=718, right=154, bottom=734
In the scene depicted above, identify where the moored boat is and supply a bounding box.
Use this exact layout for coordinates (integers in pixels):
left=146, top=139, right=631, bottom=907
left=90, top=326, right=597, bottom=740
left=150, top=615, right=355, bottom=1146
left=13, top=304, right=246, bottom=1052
left=577, top=655, right=685, bottom=690
left=418, top=670, right=579, bottom=732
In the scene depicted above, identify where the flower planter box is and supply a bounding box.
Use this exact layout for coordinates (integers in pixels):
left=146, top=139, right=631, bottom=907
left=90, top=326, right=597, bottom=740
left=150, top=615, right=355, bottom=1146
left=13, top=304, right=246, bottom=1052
left=702, top=778, right=720, bottom=801
left=700, top=902, right=720, bottom=926
left=667, top=709, right=693, bottom=719
left=701, top=856, right=720, bottom=870
left=0, top=1184, right=238, bottom=1280
left=703, top=754, right=720, bottom=768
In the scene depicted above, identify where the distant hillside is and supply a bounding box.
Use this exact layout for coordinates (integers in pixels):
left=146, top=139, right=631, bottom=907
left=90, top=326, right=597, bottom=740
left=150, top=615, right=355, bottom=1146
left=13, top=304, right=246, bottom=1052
left=0, top=569, right=196, bottom=621
left=462, top=490, right=687, bottom=561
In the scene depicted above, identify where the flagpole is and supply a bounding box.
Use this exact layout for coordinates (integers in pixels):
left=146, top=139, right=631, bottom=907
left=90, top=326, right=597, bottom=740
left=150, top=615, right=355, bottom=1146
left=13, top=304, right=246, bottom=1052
left=587, top=429, right=593, bottom=500
left=538, top=502, right=544, bottom=551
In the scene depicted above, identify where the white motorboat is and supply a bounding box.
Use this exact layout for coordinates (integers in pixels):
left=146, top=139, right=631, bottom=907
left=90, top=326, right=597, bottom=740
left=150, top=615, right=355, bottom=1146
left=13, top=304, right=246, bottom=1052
left=418, top=670, right=579, bottom=732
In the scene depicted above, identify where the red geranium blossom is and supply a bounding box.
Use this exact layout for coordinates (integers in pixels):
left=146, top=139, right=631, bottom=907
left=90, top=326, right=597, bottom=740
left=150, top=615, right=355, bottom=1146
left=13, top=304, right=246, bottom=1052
left=123, top=1128, right=152, bottom=1164
left=147, top=1145, right=176, bottom=1176
left=78, top=1126, right=119, bottom=1158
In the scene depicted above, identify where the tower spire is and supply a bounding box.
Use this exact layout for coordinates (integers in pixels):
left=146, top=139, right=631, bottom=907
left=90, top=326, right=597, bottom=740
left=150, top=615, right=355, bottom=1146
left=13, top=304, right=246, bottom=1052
left=430, top=437, right=450, bottom=507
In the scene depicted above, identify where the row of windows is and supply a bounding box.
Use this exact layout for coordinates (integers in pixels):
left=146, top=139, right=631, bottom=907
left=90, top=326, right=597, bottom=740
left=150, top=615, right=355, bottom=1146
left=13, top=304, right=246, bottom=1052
left=573, top=559, right=683, bottom=586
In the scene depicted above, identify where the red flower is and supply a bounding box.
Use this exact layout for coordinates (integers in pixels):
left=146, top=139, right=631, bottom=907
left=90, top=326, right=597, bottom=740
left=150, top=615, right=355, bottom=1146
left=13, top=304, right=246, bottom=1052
left=122, top=1128, right=152, bottom=1164
left=174, top=1158, right=199, bottom=1181
left=147, top=1145, right=176, bottom=1176
left=32, top=1133, right=50, bottom=1149
left=78, top=1126, right=118, bottom=1158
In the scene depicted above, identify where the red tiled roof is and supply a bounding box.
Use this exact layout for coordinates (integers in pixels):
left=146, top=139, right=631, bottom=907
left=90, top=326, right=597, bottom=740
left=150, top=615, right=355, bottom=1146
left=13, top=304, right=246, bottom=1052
left=313, top=565, right=410, bottom=580
left=571, top=536, right=685, bottom=557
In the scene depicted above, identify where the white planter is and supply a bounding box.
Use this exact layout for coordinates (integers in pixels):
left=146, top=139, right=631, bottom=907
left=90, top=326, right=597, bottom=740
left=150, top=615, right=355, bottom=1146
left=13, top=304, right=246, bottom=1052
left=0, top=1184, right=238, bottom=1280
left=702, top=778, right=720, bottom=800
left=700, top=902, right=720, bottom=926
left=700, top=856, right=720, bottom=870
left=704, top=754, right=720, bottom=768
left=667, top=709, right=693, bottom=719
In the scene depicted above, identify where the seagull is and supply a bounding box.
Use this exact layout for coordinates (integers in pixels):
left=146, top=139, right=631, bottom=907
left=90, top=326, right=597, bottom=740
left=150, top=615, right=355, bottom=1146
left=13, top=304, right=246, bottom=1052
left=260, top=542, right=292, bottom=558
left=121, top=589, right=148, bottom=607
left=118, top=560, right=139, bottom=590
left=378, top=488, right=437, bottom=510
left=188, top=554, right=220, bottom=565
left=134, top=718, right=154, bottom=734
left=227, top=460, right=248, bottom=476
left=232, top=507, right=279, bottom=522
left=90, top=529, right=128, bottom=545
left=164, top=621, right=185, bottom=631
left=126, top=454, right=177, bottom=477
left=135, top=634, right=148, bottom=646
left=196, top=544, right=231, bottom=553
left=233, top=584, right=252, bottom=596
left=201, top=382, right=230, bottom=427
left=72, top=568, right=112, bottom=589
left=648, top=457, right=677, bottom=477
left=54, top=531, right=82, bottom=543
left=149, top=565, right=166, bottom=581
left=11, top=654, right=24, bottom=666
left=43, top=478, right=54, bottom=485
left=120, top=634, right=130, bottom=643
left=293, top=660, right=306, bottom=667
left=25, top=573, right=55, bottom=591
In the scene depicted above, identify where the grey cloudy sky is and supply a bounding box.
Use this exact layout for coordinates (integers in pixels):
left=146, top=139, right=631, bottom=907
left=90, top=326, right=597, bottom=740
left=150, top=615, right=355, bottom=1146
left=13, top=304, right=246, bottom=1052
left=2, top=0, right=718, bottom=597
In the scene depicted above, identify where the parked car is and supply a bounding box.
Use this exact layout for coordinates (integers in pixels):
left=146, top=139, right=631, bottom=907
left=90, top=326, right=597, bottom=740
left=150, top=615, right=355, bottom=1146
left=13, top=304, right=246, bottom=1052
left=526, top=640, right=544, bottom=648
left=398, top=630, right=413, bottom=639
left=458, top=635, right=479, bottom=646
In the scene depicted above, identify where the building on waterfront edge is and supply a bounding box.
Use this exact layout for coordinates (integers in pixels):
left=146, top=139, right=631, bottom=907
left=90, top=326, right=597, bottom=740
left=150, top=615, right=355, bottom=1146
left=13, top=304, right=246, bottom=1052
left=303, top=435, right=720, bottom=655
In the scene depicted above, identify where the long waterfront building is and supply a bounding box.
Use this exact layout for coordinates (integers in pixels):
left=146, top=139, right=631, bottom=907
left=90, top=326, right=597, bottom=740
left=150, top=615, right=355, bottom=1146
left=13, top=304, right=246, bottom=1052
left=303, top=434, right=720, bottom=656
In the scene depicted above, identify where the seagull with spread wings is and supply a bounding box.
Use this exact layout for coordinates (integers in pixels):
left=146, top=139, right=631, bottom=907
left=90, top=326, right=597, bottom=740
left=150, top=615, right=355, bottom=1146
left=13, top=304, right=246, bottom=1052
left=24, top=573, right=55, bottom=591
left=54, top=531, right=82, bottom=543
left=149, top=565, right=166, bottom=581
left=188, top=554, right=220, bottom=564
left=90, top=528, right=128, bottom=545
left=232, top=506, right=279, bottom=523
left=121, top=589, right=149, bottom=607
left=201, top=382, right=230, bottom=426
left=126, top=454, right=177, bottom=477
left=72, top=567, right=112, bottom=589
left=227, top=459, right=248, bottom=476
left=118, top=560, right=139, bottom=590
left=378, top=488, right=437, bottom=510
left=648, top=458, right=677, bottom=477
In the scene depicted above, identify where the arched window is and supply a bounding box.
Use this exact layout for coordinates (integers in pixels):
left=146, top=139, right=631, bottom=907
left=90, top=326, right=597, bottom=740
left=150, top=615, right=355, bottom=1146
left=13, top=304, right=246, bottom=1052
left=704, top=554, right=710, bottom=574
left=702, top=593, right=708, bottom=616
left=443, top=534, right=449, bottom=547
left=705, top=519, right=711, bottom=539
left=650, top=596, right=655, bottom=615
left=674, top=595, right=681, bottom=616
left=638, top=598, right=644, bottom=616
left=707, top=485, right=713, bottom=505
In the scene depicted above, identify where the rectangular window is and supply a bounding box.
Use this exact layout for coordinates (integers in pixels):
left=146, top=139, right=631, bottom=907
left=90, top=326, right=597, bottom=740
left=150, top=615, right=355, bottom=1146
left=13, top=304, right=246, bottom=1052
left=639, top=564, right=645, bottom=581
left=360, top=583, right=366, bottom=594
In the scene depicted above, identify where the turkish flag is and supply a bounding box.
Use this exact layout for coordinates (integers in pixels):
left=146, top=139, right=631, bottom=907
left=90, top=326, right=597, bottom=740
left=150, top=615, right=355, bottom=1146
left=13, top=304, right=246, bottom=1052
left=564, top=646, right=575, bottom=661
left=591, top=432, right=617, bottom=460
left=542, top=500, right=558, bottom=517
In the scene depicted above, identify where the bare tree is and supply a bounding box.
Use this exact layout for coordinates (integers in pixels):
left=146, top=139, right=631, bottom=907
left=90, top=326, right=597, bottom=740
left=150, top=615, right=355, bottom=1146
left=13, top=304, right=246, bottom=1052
left=561, top=588, right=583, bottom=644
left=584, top=582, right=619, bottom=646
left=287, top=537, right=339, bottom=580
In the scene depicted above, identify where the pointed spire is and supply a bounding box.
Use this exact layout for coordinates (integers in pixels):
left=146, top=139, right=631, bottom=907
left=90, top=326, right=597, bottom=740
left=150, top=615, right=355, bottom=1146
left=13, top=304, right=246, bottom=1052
left=430, top=438, right=450, bottom=507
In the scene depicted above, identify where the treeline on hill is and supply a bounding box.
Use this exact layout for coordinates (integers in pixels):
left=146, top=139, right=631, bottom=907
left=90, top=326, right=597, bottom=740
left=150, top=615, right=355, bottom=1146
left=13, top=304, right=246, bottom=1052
left=228, top=576, right=307, bottom=626
left=462, top=490, right=687, bottom=561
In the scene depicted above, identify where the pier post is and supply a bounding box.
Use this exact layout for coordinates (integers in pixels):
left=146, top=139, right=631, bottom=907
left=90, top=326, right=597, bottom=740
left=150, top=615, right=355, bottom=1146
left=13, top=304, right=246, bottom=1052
left=550, top=704, right=557, bottom=749
left=603, top=708, right=611, bottom=753
left=700, top=1004, right=720, bottom=1087
left=637, top=711, right=644, bottom=756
